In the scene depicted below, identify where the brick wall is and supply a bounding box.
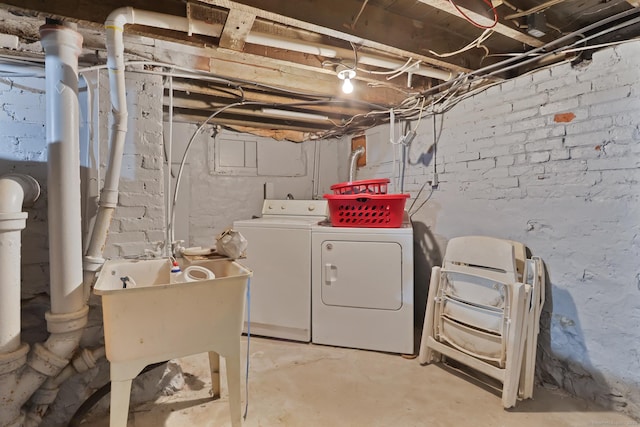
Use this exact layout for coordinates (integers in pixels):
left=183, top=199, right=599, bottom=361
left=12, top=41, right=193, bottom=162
left=355, top=41, right=640, bottom=416
left=0, top=69, right=165, bottom=425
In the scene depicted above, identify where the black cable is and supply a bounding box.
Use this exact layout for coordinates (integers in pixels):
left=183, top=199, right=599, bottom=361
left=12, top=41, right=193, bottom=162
left=68, top=361, right=168, bottom=427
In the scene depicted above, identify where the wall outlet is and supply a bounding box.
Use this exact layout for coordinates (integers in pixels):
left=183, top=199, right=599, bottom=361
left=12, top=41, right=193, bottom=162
left=351, top=135, right=366, bottom=167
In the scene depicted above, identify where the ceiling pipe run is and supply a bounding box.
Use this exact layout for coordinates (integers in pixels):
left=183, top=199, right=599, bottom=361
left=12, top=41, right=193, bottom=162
left=246, top=33, right=453, bottom=81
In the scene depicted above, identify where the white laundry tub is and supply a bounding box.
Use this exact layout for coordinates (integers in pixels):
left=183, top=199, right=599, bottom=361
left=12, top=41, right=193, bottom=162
left=94, top=258, right=251, bottom=427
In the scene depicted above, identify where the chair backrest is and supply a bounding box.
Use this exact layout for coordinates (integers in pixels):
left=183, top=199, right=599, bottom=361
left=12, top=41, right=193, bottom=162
left=444, top=236, right=518, bottom=283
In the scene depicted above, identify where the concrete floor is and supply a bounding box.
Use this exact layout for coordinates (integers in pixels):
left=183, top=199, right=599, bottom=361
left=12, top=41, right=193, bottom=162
left=86, top=336, right=638, bottom=427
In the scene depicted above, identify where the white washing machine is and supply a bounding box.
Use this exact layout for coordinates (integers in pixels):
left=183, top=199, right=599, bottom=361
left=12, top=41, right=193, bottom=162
left=311, top=217, right=414, bottom=354
left=233, top=199, right=328, bottom=342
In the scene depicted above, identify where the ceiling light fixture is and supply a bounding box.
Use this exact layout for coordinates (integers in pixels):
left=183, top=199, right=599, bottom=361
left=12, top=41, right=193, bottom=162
left=337, top=67, right=356, bottom=94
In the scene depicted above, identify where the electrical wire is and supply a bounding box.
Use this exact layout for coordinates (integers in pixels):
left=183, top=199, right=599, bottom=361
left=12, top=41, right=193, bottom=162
left=448, top=0, right=498, bottom=29
left=429, top=28, right=493, bottom=58
left=168, top=102, right=258, bottom=240
left=418, top=7, right=640, bottom=102
left=243, top=277, right=251, bottom=420
left=67, top=361, right=168, bottom=426
left=386, top=60, right=421, bottom=81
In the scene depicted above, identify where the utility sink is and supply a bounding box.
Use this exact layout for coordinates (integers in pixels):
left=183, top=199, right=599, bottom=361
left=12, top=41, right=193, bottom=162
left=94, top=258, right=251, bottom=427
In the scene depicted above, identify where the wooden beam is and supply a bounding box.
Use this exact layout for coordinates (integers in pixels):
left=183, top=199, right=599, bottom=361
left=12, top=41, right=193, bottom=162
left=168, top=107, right=333, bottom=133
left=219, top=8, right=256, bottom=50
left=416, top=0, right=544, bottom=47
left=198, top=0, right=476, bottom=71
left=168, top=80, right=373, bottom=117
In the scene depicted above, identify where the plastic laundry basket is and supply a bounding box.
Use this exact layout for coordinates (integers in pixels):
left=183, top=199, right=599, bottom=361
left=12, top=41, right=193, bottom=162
left=324, top=193, right=409, bottom=227
left=330, top=178, right=390, bottom=195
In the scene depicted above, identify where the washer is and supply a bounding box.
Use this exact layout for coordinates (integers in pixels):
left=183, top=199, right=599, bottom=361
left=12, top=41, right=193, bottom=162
left=233, top=199, right=328, bottom=342
left=311, top=217, right=414, bottom=354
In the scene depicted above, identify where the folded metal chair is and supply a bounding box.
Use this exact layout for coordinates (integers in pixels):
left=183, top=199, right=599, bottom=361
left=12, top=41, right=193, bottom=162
left=418, top=236, right=532, bottom=408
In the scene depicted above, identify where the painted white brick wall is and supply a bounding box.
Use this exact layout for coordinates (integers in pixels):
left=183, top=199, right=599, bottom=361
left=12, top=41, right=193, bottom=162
left=0, top=69, right=165, bottom=425
left=356, top=41, right=640, bottom=417
left=167, top=122, right=341, bottom=248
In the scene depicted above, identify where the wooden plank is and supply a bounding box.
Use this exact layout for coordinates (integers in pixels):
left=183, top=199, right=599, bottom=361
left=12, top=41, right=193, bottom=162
left=128, top=37, right=407, bottom=106
left=198, top=0, right=476, bottom=71
left=219, top=9, right=256, bottom=50
left=416, top=0, right=544, bottom=47
left=168, top=80, right=373, bottom=117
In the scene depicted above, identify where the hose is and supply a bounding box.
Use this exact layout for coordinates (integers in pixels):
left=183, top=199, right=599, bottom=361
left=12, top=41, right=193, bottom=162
left=67, top=361, right=168, bottom=426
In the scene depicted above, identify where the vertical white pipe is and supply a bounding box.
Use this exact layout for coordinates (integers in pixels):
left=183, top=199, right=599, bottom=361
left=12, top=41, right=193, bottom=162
left=81, top=8, right=133, bottom=287
left=40, top=23, right=84, bottom=315
left=0, top=175, right=39, bottom=353
left=83, top=7, right=226, bottom=277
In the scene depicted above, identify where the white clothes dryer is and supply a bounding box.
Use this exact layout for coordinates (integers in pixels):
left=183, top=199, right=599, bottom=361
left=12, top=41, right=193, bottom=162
left=311, top=217, right=414, bottom=354
left=233, top=199, right=328, bottom=342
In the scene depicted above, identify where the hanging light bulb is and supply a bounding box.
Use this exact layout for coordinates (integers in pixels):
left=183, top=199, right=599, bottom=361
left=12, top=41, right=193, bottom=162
left=342, top=77, right=354, bottom=94
left=337, top=68, right=356, bottom=94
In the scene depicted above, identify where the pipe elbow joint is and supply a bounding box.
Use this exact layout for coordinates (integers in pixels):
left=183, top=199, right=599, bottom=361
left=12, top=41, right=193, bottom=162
left=0, top=174, right=40, bottom=213
left=105, top=7, right=135, bottom=30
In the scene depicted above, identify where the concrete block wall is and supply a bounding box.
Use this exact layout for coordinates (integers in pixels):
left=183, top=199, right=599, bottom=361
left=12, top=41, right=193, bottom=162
left=354, top=41, right=640, bottom=417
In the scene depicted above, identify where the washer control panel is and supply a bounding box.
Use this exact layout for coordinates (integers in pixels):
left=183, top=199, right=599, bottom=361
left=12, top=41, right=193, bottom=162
left=262, top=199, right=329, bottom=217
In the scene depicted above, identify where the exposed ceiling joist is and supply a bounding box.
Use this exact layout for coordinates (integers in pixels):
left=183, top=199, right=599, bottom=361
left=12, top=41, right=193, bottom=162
left=416, top=0, right=545, bottom=47
left=197, top=0, right=475, bottom=71
left=1, top=0, right=639, bottom=136
left=219, top=8, right=255, bottom=50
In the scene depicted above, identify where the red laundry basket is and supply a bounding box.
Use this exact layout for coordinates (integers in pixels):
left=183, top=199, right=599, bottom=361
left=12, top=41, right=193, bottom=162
left=324, top=193, right=409, bottom=228
left=330, top=178, right=390, bottom=195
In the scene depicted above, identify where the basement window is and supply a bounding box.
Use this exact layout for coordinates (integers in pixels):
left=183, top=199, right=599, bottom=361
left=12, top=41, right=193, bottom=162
left=208, top=134, right=258, bottom=176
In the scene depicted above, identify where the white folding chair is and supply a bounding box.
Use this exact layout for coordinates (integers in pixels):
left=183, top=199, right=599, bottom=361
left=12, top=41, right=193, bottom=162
left=518, top=256, right=545, bottom=399
left=418, top=236, right=531, bottom=408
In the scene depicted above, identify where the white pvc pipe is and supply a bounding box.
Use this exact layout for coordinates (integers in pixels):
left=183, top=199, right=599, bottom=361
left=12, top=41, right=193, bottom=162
left=40, top=23, right=85, bottom=315
left=0, top=175, right=40, bottom=354
left=246, top=33, right=453, bottom=81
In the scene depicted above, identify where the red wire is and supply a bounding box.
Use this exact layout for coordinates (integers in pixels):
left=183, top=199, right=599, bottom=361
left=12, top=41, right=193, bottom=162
left=448, top=0, right=498, bottom=29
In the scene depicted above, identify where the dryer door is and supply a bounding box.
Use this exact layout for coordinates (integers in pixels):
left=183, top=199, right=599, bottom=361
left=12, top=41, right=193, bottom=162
left=320, top=240, right=403, bottom=310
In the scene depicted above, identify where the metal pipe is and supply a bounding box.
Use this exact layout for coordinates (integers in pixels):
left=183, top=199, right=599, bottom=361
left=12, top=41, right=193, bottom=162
left=348, top=146, right=365, bottom=182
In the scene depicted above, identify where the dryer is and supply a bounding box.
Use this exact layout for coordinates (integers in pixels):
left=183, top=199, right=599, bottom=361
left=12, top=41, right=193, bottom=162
left=233, top=199, right=328, bottom=342
left=311, top=218, right=414, bottom=354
